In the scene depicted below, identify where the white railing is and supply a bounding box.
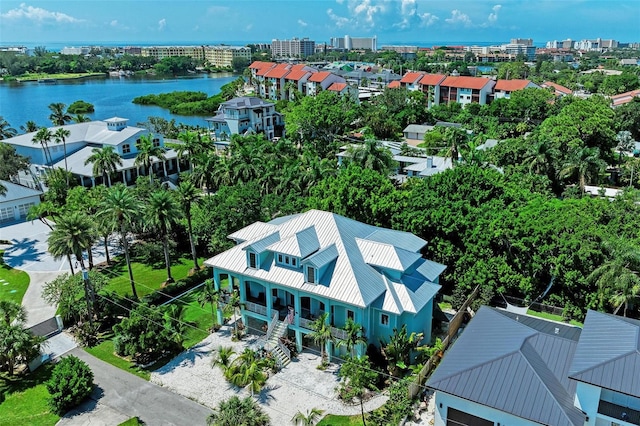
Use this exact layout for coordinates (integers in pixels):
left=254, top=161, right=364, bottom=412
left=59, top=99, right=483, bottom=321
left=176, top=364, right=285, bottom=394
left=265, top=311, right=279, bottom=341
left=331, top=327, right=349, bottom=341
left=277, top=341, right=291, bottom=361
left=245, top=301, right=267, bottom=316
left=299, top=317, right=314, bottom=330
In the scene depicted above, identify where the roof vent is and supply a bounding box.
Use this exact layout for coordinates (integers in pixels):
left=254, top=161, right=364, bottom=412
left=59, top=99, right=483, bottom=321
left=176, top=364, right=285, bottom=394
left=554, top=327, right=559, bottom=334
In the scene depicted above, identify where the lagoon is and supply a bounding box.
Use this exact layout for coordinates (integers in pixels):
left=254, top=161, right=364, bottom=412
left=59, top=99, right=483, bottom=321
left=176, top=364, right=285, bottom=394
left=0, top=73, right=238, bottom=130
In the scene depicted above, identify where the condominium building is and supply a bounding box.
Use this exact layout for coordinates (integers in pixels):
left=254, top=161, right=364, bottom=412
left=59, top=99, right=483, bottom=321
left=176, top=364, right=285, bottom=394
left=204, top=45, right=252, bottom=68
left=331, top=35, right=377, bottom=51
left=61, top=46, right=91, bottom=55
left=271, top=38, right=316, bottom=58
left=140, top=45, right=205, bottom=60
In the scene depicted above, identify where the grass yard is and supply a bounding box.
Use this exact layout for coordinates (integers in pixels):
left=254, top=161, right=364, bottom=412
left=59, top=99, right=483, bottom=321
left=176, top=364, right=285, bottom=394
left=84, top=339, right=160, bottom=381
left=101, top=256, right=203, bottom=298
left=317, top=414, right=364, bottom=426
left=16, top=72, right=105, bottom=81
left=0, top=250, right=30, bottom=305
left=526, top=309, right=583, bottom=327
left=176, top=290, right=215, bottom=349
left=118, top=418, right=144, bottom=426
left=0, top=365, right=59, bottom=426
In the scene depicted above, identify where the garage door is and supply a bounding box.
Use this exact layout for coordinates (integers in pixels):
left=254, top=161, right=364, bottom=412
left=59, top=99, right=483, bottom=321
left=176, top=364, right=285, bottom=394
left=17, top=202, right=35, bottom=218
left=0, top=207, right=13, bottom=223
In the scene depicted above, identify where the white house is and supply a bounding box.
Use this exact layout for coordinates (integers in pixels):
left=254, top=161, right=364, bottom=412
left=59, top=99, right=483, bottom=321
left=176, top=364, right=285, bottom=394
left=205, top=97, right=284, bottom=142
left=0, top=180, right=42, bottom=224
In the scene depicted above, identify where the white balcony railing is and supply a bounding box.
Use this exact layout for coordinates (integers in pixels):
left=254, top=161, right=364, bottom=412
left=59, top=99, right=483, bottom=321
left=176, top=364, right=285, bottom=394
left=245, top=301, right=267, bottom=316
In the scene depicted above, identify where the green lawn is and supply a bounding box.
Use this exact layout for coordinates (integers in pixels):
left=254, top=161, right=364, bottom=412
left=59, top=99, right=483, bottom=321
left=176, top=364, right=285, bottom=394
left=84, top=339, right=153, bottom=381
left=177, top=289, right=215, bottom=349
left=526, top=309, right=583, bottom=327
left=0, top=365, right=59, bottom=426
left=317, top=414, right=364, bottom=426
left=119, top=418, right=143, bottom=426
left=16, top=72, right=105, bottom=81
left=0, top=250, right=30, bottom=305
left=101, top=256, right=203, bottom=298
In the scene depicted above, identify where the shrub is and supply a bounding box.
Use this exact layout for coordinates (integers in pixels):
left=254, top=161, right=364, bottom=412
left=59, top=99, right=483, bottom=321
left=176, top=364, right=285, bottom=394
left=46, top=355, right=94, bottom=415
left=68, top=100, right=94, bottom=113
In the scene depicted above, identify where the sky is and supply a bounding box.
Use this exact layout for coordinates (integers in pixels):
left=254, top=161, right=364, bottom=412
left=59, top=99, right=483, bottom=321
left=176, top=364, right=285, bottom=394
left=0, top=1, right=638, bottom=47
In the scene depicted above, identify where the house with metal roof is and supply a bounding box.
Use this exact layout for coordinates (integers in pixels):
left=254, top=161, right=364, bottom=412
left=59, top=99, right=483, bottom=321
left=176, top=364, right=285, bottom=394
left=205, top=96, right=284, bottom=142
left=427, top=307, right=640, bottom=426
left=0, top=180, right=42, bottom=224
left=3, top=118, right=178, bottom=188
left=204, top=209, right=445, bottom=364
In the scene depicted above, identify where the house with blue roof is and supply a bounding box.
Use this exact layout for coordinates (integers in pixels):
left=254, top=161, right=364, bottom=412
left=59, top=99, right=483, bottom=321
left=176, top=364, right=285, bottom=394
left=427, top=307, right=640, bottom=426
left=203, top=209, right=445, bottom=365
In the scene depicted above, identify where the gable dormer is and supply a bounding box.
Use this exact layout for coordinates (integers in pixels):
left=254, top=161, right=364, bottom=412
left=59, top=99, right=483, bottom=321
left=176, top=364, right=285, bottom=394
left=242, top=231, right=280, bottom=270
left=266, top=226, right=320, bottom=270
left=301, top=244, right=338, bottom=285
left=356, top=238, right=422, bottom=279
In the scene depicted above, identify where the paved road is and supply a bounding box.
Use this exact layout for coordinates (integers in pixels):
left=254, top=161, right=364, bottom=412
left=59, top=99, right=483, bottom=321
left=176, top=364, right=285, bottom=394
left=57, top=348, right=212, bottom=426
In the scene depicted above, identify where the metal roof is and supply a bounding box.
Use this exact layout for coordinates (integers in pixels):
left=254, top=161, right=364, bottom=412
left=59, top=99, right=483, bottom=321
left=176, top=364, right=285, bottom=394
left=403, top=124, right=435, bottom=134
left=356, top=238, right=422, bottom=272
left=266, top=226, right=320, bottom=258
left=244, top=231, right=280, bottom=254
left=0, top=180, right=42, bottom=202
left=204, top=209, right=444, bottom=311
left=569, top=310, right=640, bottom=397
left=427, top=307, right=585, bottom=426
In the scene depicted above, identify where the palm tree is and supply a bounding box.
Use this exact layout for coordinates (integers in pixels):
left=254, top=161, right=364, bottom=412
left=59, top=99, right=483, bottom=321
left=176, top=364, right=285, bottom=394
left=0, top=323, right=45, bottom=375
left=85, top=146, right=123, bottom=186
left=53, top=127, right=71, bottom=180
left=176, top=130, right=206, bottom=171
left=176, top=179, right=201, bottom=270
left=443, top=127, right=468, bottom=164
left=291, top=408, right=324, bottom=426
left=26, top=201, right=59, bottom=231
left=346, top=138, right=396, bottom=173
left=559, top=146, right=606, bottom=192
left=32, top=127, right=54, bottom=165
left=198, top=279, right=223, bottom=330
left=145, top=189, right=181, bottom=283
left=48, top=102, right=72, bottom=126
left=47, top=211, right=96, bottom=271
left=340, top=318, right=367, bottom=356
left=0, top=300, right=27, bottom=326
left=523, top=139, right=558, bottom=177
left=587, top=240, right=640, bottom=317
left=308, top=312, right=333, bottom=363
left=226, top=348, right=269, bottom=396
left=211, top=345, right=235, bottom=372
left=100, top=185, right=141, bottom=298
left=72, top=114, right=91, bottom=123
left=0, top=116, right=17, bottom=140
left=207, top=395, right=270, bottom=426
left=380, top=324, right=423, bottom=377
left=616, top=130, right=635, bottom=167
left=20, top=120, right=39, bottom=134
left=135, top=134, right=167, bottom=182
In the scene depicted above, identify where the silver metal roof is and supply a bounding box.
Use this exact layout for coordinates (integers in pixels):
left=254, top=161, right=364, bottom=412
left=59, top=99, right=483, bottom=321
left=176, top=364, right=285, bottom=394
left=427, top=307, right=585, bottom=426
left=356, top=238, right=422, bottom=272
left=266, top=226, right=319, bottom=258
left=569, top=310, right=640, bottom=397
left=0, top=180, right=42, bottom=202
left=204, top=209, right=444, bottom=311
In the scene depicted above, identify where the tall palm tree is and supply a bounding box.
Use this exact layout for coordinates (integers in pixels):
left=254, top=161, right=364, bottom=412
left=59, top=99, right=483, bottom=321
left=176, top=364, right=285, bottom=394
left=588, top=240, right=640, bottom=317
left=0, top=116, right=17, bottom=140
left=85, top=146, right=123, bottom=187
left=20, top=120, right=39, bottom=134
left=176, top=179, right=201, bottom=270
left=32, top=127, right=54, bottom=165
left=176, top=130, right=206, bottom=171
left=53, top=127, right=71, bottom=177
left=135, top=134, right=167, bottom=182
left=523, top=139, right=558, bottom=177
left=145, top=189, right=181, bottom=283
left=198, top=279, right=223, bottom=330
left=346, top=139, right=396, bottom=173
left=100, top=185, right=141, bottom=298
left=291, top=408, right=325, bottom=426
left=47, top=211, right=96, bottom=272
left=226, top=348, right=269, bottom=396
left=340, top=318, right=367, bottom=357
left=559, top=146, right=606, bottom=192
left=72, top=114, right=91, bottom=123
left=0, top=300, right=27, bottom=326
left=308, top=312, right=334, bottom=363
left=48, top=102, right=72, bottom=126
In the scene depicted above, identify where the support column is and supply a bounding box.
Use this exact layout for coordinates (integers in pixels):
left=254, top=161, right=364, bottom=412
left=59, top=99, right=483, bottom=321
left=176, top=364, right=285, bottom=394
left=121, top=170, right=126, bottom=184
left=162, top=161, right=167, bottom=177
left=91, top=177, right=95, bottom=187
left=295, top=329, right=303, bottom=353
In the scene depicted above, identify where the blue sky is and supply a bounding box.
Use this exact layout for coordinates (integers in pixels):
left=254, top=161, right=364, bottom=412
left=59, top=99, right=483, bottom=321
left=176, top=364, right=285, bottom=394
left=0, top=1, right=638, bottom=47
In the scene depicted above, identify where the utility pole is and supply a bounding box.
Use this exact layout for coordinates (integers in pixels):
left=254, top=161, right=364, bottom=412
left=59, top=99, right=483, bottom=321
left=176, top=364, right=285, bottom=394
left=82, top=269, right=94, bottom=328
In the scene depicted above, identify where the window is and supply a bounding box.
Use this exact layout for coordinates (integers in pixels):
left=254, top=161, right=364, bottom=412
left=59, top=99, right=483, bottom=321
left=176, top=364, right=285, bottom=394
left=153, top=138, right=160, bottom=147
left=122, top=144, right=131, bottom=154
left=292, top=258, right=297, bottom=267
left=306, top=266, right=316, bottom=284
left=249, top=252, right=257, bottom=268
left=285, top=256, right=290, bottom=265
left=347, top=310, right=354, bottom=321
left=381, top=313, right=389, bottom=326
left=278, top=254, right=283, bottom=263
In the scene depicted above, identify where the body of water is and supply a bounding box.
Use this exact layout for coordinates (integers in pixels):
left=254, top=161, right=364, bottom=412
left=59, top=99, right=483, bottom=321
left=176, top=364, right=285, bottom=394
left=0, top=73, right=238, bottom=130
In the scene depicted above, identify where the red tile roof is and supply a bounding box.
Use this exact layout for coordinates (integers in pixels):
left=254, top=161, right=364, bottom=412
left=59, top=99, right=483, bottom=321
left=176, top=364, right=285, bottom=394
left=327, top=82, right=347, bottom=92
left=610, top=89, right=640, bottom=107
left=495, top=79, right=533, bottom=92
left=308, top=71, right=332, bottom=83
left=400, top=72, right=424, bottom=84
left=388, top=81, right=401, bottom=89
left=419, top=74, right=446, bottom=86
left=285, top=69, right=312, bottom=81
left=250, top=61, right=275, bottom=70
left=441, top=76, right=493, bottom=90
left=264, top=66, right=291, bottom=79
left=541, top=81, right=572, bottom=96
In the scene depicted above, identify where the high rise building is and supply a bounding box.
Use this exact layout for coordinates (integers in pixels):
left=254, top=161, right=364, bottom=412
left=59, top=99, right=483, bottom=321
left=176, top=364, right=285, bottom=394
left=271, top=38, right=315, bottom=58
left=331, top=35, right=377, bottom=51
left=204, top=46, right=251, bottom=68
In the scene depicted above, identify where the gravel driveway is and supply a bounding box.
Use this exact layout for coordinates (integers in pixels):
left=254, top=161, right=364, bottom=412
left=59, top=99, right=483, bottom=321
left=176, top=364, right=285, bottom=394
left=151, top=324, right=388, bottom=424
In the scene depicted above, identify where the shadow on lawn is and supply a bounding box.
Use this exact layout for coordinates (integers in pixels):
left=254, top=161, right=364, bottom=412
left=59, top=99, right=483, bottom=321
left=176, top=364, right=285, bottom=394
left=0, top=363, right=54, bottom=405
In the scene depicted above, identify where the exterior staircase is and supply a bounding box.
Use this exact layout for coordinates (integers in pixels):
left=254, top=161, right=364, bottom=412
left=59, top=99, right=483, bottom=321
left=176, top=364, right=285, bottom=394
left=267, top=320, right=290, bottom=368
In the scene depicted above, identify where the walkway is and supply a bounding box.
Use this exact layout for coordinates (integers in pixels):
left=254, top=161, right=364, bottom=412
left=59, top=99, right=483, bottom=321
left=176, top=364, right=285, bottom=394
left=57, top=348, right=212, bottom=426
left=151, top=324, right=388, bottom=425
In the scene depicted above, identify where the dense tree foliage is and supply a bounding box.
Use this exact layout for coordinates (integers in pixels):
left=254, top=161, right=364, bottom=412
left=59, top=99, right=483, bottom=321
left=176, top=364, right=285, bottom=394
left=46, top=355, right=94, bottom=415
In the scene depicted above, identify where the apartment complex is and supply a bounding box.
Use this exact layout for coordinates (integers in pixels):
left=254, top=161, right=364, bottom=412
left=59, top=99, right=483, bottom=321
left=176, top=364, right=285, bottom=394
left=204, top=45, right=252, bottom=68
left=141, top=45, right=206, bottom=61
left=546, top=38, right=619, bottom=51
left=331, top=35, right=377, bottom=51
left=271, top=38, right=316, bottom=58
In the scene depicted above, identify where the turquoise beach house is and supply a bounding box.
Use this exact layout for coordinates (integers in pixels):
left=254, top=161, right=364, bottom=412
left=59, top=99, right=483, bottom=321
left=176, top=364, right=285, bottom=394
left=204, top=209, right=445, bottom=364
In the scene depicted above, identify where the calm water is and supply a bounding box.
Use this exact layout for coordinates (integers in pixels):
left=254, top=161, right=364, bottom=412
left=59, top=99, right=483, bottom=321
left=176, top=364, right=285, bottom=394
left=0, top=73, right=237, bottom=130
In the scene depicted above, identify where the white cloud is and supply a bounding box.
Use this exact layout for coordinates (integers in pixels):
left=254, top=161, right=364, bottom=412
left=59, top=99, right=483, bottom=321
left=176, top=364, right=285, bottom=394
left=1, top=3, right=83, bottom=23
left=488, top=4, right=501, bottom=23
left=327, top=8, right=351, bottom=28
left=419, top=13, right=439, bottom=27
left=298, top=19, right=308, bottom=27
left=158, top=18, right=166, bottom=31
left=110, top=20, right=119, bottom=27
left=351, top=0, right=387, bottom=27
left=445, top=9, right=472, bottom=26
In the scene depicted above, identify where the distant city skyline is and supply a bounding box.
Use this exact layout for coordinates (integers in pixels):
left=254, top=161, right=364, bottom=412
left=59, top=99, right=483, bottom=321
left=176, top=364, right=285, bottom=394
left=1, top=1, right=638, bottom=47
